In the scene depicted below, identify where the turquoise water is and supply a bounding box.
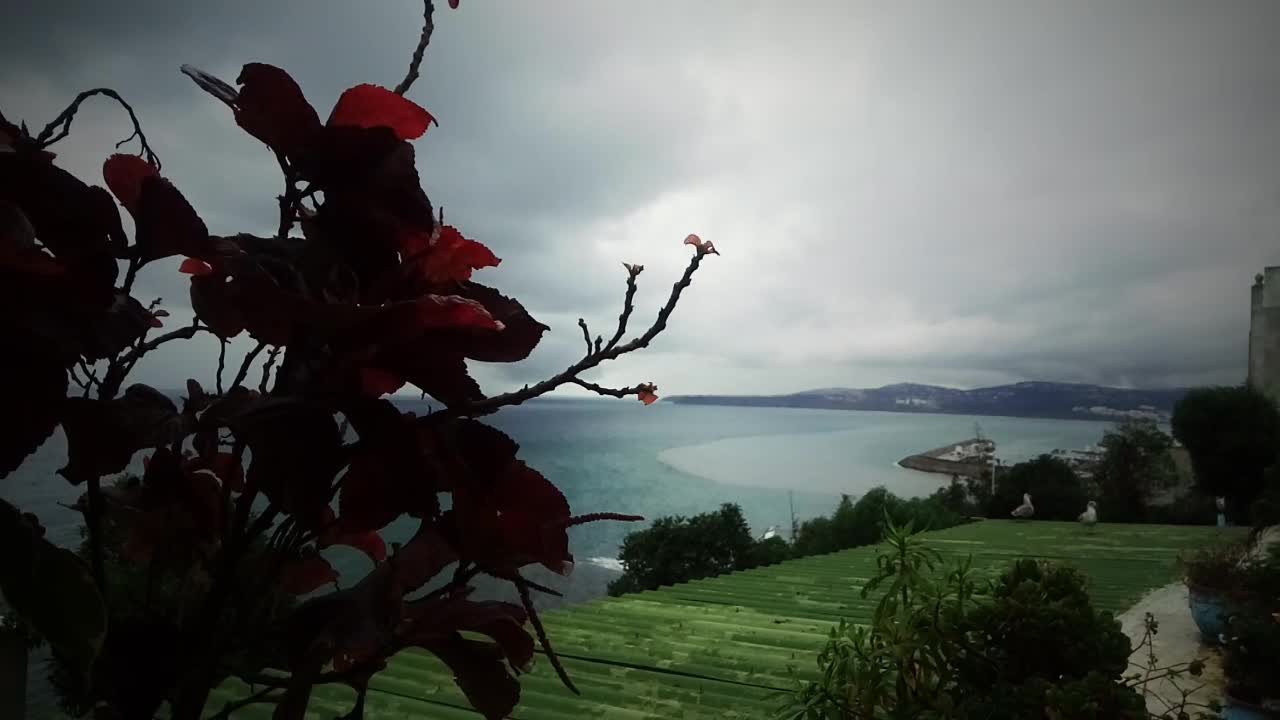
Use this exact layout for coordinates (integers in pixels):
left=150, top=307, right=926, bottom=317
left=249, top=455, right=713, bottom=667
left=3, top=398, right=1115, bottom=715
left=1, top=397, right=1113, bottom=565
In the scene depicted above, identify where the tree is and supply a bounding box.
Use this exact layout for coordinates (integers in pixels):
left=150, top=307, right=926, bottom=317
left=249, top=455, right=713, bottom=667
left=607, top=504, right=785, bottom=596
left=1093, top=419, right=1178, bottom=522
left=986, top=455, right=1086, bottom=521
left=0, top=3, right=716, bottom=718
left=793, top=487, right=966, bottom=557
left=1172, top=385, right=1280, bottom=522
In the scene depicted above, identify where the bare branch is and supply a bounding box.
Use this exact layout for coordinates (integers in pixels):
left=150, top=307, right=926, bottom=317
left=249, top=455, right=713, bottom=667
left=562, top=512, right=644, bottom=529
left=259, top=346, right=282, bottom=393
left=35, top=88, right=161, bottom=169
left=122, top=257, right=143, bottom=294
left=576, top=318, right=592, bottom=358
left=569, top=378, right=653, bottom=401
left=231, top=341, right=266, bottom=391
left=429, top=250, right=707, bottom=420
left=394, top=1, right=437, bottom=96
left=216, top=337, right=228, bottom=395
left=604, top=263, right=642, bottom=350
left=515, top=578, right=578, bottom=695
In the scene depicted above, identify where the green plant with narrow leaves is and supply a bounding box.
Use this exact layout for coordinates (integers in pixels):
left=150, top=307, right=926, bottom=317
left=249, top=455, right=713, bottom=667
left=778, top=516, right=1223, bottom=720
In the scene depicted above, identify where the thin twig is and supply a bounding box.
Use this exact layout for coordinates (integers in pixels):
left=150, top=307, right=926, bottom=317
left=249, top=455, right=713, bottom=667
left=35, top=88, right=160, bottom=169
left=569, top=378, right=652, bottom=400
left=604, top=264, right=642, bottom=350
left=122, top=257, right=142, bottom=294
left=259, top=346, right=282, bottom=393
left=394, top=0, right=437, bottom=96
left=577, top=318, right=592, bottom=358
left=231, top=341, right=266, bottom=391
left=515, top=578, right=578, bottom=694
left=216, top=337, right=228, bottom=395
left=427, top=250, right=706, bottom=421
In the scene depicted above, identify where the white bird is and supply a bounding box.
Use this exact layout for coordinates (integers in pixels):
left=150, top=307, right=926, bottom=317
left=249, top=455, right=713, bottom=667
left=1078, top=500, right=1098, bottom=528
left=1011, top=493, right=1035, bottom=520
left=761, top=525, right=779, bottom=540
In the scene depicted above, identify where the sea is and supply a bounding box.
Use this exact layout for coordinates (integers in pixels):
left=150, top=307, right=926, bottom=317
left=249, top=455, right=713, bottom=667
left=3, top=398, right=1113, bottom=715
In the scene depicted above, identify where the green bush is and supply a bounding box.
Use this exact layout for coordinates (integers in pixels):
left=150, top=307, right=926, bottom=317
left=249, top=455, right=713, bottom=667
left=607, top=503, right=789, bottom=596
left=1094, top=420, right=1179, bottom=522
left=779, top=519, right=1205, bottom=720
left=793, top=486, right=967, bottom=557
left=986, top=454, right=1086, bottom=521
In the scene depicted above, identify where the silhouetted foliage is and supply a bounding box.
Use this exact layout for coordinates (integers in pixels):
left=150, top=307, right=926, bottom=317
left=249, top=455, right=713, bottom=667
left=793, top=486, right=967, bottom=557
left=986, top=454, right=1086, bottom=521
left=1172, top=385, right=1280, bottom=522
left=1094, top=420, right=1178, bottom=522
left=607, top=504, right=789, bottom=596
left=0, top=4, right=716, bottom=717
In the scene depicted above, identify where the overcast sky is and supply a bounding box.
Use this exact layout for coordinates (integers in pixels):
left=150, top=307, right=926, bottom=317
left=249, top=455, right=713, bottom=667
left=4, top=1, right=1278, bottom=396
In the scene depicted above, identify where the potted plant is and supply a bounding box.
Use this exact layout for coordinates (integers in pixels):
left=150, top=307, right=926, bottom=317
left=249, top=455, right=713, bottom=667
left=1180, top=541, right=1249, bottom=643
left=1221, top=612, right=1280, bottom=719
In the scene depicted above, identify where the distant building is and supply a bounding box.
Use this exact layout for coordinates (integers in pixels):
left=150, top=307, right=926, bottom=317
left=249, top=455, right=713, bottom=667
left=1249, top=267, right=1280, bottom=401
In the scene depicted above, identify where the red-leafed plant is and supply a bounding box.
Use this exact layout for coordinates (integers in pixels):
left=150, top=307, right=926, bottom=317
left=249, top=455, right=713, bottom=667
left=0, top=2, right=715, bottom=718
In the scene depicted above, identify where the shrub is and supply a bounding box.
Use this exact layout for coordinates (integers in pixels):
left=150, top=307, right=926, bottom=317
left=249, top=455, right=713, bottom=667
left=1172, top=385, right=1280, bottom=522
left=793, top=487, right=967, bottom=557
left=1179, top=541, right=1249, bottom=594
left=1222, top=611, right=1280, bottom=708
left=607, top=504, right=785, bottom=596
left=986, top=454, right=1086, bottom=521
left=780, top=519, right=1208, bottom=720
left=1094, top=420, right=1179, bottom=522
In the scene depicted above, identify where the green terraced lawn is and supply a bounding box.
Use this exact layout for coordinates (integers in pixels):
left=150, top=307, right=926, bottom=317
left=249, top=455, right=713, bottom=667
left=207, top=520, right=1244, bottom=719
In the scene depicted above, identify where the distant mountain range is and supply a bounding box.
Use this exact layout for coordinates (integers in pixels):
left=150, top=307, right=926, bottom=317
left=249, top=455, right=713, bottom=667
left=665, top=382, right=1188, bottom=422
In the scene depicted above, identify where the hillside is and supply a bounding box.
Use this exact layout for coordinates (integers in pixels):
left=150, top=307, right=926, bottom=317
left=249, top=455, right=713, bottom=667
left=665, top=381, right=1188, bottom=421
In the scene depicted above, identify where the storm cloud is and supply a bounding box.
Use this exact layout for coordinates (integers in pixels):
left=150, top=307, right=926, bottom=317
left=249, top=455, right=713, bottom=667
left=4, top=0, right=1277, bottom=396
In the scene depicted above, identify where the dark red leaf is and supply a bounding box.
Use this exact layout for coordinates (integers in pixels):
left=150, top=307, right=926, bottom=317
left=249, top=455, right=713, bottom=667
left=102, top=154, right=157, bottom=215
left=415, top=294, right=501, bottom=330
left=134, top=176, right=211, bottom=261
left=78, top=293, right=155, bottom=361
left=449, top=283, right=548, bottom=363
left=179, top=257, right=214, bottom=276
left=404, top=225, right=500, bottom=284
left=335, top=398, right=439, bottom=523
left=416, top=634, right=520, bottom=720
left=147, top=313, right=164, bottom=328
left=234, top=64, right=322, bottom=160
left=395, top=521, right=457, bottom=593
left=403, top=596, right=533, bottom=671
left=58, top=385, right=185, bottom=485
left=219, top=398, right=343, bottom=524
left=336, top=456, right=403, bottom=534
left=0, top=341, right=67, bottom=480
left=328, top=84, right=436, bottom=140
left=0, top=151, right=120, bottom=288
left=358, top=367, right=403, bottom=398
left=281, top=552, right=339, bottom=595
left=189, top=273, right=245, bottom=338
left=449, top=0, right=460, bottom=8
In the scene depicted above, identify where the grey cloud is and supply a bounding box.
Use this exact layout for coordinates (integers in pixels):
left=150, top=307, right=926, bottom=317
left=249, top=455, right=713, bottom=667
left=4, top=0, right=1278, bottom=395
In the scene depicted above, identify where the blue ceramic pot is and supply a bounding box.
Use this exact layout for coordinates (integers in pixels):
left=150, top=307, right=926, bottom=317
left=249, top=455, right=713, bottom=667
left=1222, top=692, right=1280, bottom=720
left=1187, top=584, right=1232, bottom=643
